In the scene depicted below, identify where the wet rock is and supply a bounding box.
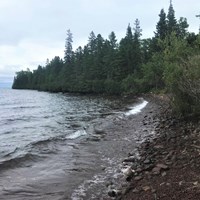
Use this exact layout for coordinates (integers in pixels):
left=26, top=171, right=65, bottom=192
left=108, top=189, right=117, bottom=197
left=123, top=156, right=136, bottom=162
left=122, top=167, right=135, bottom=181
left=106, top=181, right=114, bottom=187
left=87, top=137, right=101, bottom=142
left=128, top=152, right=134, bottom=156
left=94, top=127, right=105, bottom=134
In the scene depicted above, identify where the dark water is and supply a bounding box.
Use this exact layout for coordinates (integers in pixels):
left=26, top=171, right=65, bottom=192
left=0, top=89, right=144, bottom=200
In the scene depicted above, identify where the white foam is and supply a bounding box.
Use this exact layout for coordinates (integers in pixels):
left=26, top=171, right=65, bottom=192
left=125, top=100, right=148, bottom=116
left=66, top=129, right=87, bottom=139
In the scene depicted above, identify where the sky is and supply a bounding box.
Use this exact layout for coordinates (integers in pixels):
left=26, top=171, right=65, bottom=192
left=0, top=0, right=199, bottom=88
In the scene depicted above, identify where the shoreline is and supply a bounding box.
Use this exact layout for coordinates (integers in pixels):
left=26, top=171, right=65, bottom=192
left=74, top=94, right=200, bottom=200
left=114, top=95, right=200, bottom=200
left=69, top=95, right=163, bottom=199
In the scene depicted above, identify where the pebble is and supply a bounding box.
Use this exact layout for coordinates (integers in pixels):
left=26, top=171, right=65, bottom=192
left=132, top=188, right=140, bottom=193
left=142, top=186, right=151, bottom=191
left=152, top=167, right=161, bottom=175
left=144, top=159, right=151, bottom=164
left=161, top=171, right=167, bottom=176
left=123, top=156, right=136, bottom=162
left=134, top=176, right=143, bottom=181
left=156, top=163, right=169, bottom=170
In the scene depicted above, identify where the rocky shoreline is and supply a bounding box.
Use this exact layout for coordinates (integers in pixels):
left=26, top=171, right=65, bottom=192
left=108, top=95, right=200, bottom=200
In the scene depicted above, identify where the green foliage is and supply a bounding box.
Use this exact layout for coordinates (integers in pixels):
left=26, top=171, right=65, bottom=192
left=165, top=55, right=200, bottom=116
left=142, top=53, right=165, bottom=91
left=121, top=74, right=143, bottom=94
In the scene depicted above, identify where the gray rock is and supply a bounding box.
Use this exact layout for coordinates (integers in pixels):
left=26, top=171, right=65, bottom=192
left=123, top=156, right=135, bottom=162
left=134, top=176, right=143, bottom=181
left=161, top=171, right=167, bottom=177
left=156, top=163, right=169, bottom=170
left=152, top=167, right=161, bottom=175
left=94, top=127, right=105, bottom=134
left=144, top=159, right=151, bottom=164
left=132, top=188, right=140, bottom=193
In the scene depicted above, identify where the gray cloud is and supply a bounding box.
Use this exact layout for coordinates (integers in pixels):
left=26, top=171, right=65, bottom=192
left=0, top=0, right=199, bottom=86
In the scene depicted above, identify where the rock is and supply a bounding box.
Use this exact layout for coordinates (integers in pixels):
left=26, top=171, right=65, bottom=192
left=106, top=181, right=113, bottom=187
left=156, top=163, right=169, bottom=170
left=142, top=186, right=151, bottom=191
left=87, top=136, right=101, bottom=142
left=144, top=159, right=151, bottom=164
left=123, top=156, right=136, bottom=162
left=121, top=185, right=135, bottom=195
left=94, top=127, right=105, bottom=134
left=152, top=167, right=161, bottom=175
left=154, top=144, right=164, bottom=149
left=128, top=152, right=134, bottom=156
left=134, top=176, right=143, bottom=181
left=132, top=188, right=140, bottom=193
left=135, top=167, right=143, bottom=173
left=122, top=167, right=135, bottom=176
left=193, top=181, right=198, bottom=186
left=144, top=164, right=155, bottom=171
left=108, top=190, right=117, bottom=197
left=161, top=171, right=167, bottom=177
left=151, top=189, right=156, bottom=193
left=122, top=167, right=135, bottom=181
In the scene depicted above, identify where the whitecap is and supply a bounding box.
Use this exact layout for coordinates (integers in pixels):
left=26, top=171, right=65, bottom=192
left=66, top=129, right=87, bottom=139
left=125, top=99, right=148, bottom=116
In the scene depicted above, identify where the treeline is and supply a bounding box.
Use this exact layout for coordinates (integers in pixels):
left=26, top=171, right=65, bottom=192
left=12, top=2, right=200, bottom=116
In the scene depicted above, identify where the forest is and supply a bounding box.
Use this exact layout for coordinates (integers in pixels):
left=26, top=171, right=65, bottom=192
left=12, top=2, right=200, bottom=117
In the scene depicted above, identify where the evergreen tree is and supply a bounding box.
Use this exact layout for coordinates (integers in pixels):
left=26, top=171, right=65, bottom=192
left=118, top=24, right=134, bottom=79
left=88, top=31, right=96, bottom=54
left=132, top=19, right=142, bottom=73
left=108, top=31, right=118, bottom=49
left=64, top=29, right=73, bottom=64
left=155, top=9, right=167, bottom=39
left=177, top=17, right=189, bottom=38
left=167, top=0, right=177, bottom=35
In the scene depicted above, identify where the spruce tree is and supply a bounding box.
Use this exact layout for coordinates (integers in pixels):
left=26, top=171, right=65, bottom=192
left=155, top=9, right=167, bottom=39
left=133, top=19, right=142, bottom=73
left=167, top=0, right=177, bottom=35
left=64, top=29, right=73, bottom=64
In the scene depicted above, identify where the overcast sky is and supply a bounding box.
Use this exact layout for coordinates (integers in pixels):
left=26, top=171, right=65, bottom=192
left=0, top=0, right=199, bottom=87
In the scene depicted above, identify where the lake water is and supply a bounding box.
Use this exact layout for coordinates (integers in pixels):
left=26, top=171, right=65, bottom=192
left=0, top=89, right=147, bottom=199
